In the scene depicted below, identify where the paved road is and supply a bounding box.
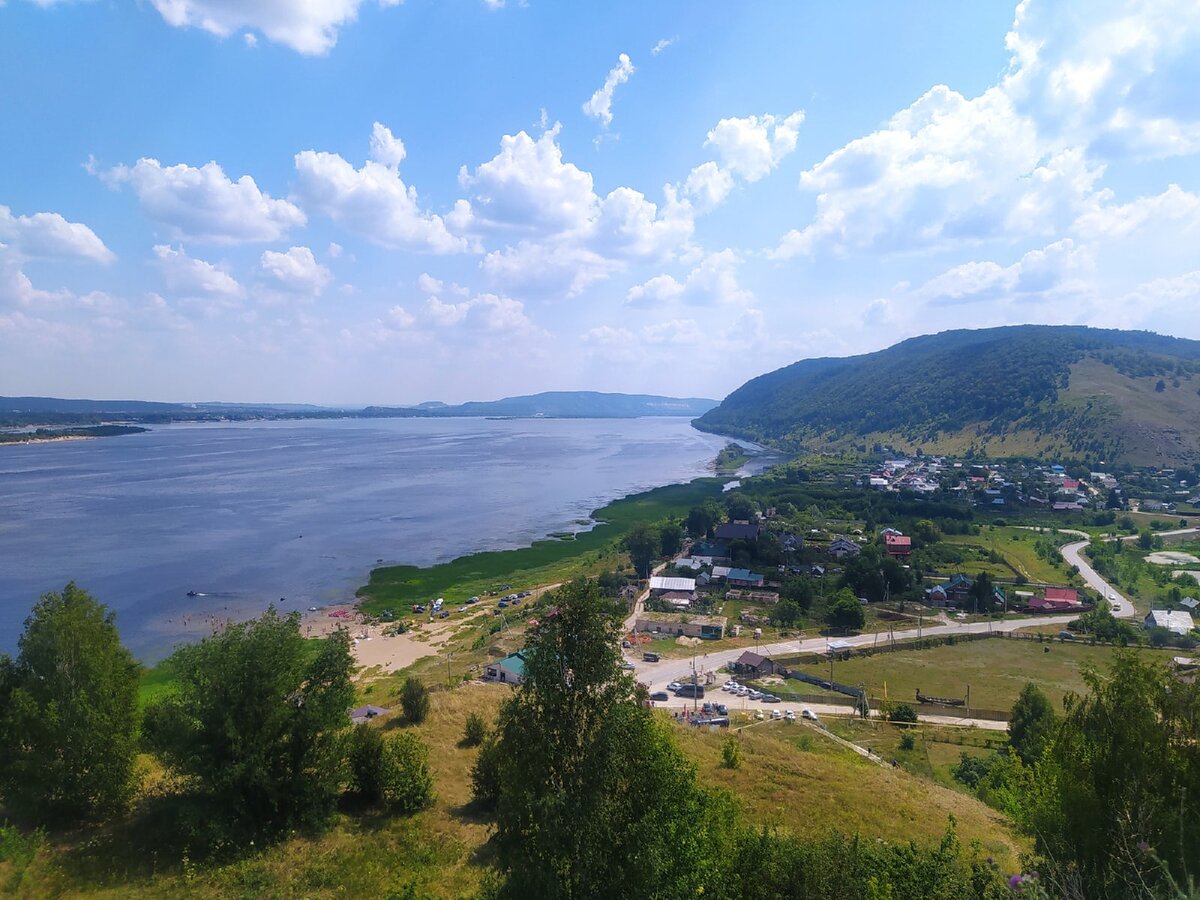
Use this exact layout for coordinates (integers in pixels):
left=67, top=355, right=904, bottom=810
left=653, top=695, right=1010, bottom=731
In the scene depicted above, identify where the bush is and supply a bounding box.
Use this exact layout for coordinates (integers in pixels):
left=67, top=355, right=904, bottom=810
left=887, top=703, right=919, bottom=724
left=899, top=732, right=915, bottom=751
left=462, top=712, right=487, bottom=747
left=401, top=677, right=430, bottom=725
left=348, top=725, right=433, bottom=813
left=721, top=735, right=741, bottom=769
left=470, top=731, right=503, bottom=811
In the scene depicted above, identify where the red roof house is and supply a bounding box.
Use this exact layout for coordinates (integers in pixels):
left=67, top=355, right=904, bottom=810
left=1029, top=587, right=1084, bottom=611
left=884, top=533, right=912, bottom=558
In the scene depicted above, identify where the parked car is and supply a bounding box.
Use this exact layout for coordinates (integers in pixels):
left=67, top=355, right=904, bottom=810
left=650, top=691, right=669, bottom=701
left=1058, top=630, right=1076, bottom=640
left=498, top=600, right=508, bottom=608
left=801, top=707, right=818, bottom=721
left=621, top=661, right=636, bottom=671
left=676, top=683, right=705, bottom=699
left=784, top=709, right=797, bottom=722
left=770, top=709, right=782, bottom=720
left=642, top=651, right=660, bottom=662
left=716, top=703, right=728, bottom=715
left=748, top=690, right=763, bottom=701
left=667, top=681, right=682, bottom=692
left=736, top=686, right=750, bottom=697
left=754, top=709, right=764, bottom=721
left=458, top=606, right=468, bottom=613
left=467, top=596, right=479, bottom=603
left=762, top=694, right=781, bottom=703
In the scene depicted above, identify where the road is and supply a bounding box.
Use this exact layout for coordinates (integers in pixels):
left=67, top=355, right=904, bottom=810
left=651, top=695, right=1010, bottom=731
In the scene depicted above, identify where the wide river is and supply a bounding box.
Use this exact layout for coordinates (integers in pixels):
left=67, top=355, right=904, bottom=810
left=1, top=417, right=760, bottom=660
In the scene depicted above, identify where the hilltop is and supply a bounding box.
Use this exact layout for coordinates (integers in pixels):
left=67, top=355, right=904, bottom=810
left=695, top=325, right=1200, bottom=466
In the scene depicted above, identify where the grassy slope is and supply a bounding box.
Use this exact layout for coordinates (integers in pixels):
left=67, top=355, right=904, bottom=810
left=5, top=682, right=1025, bottom=897
left=779, top=638, right=1179, bottom=712
left=940, top=526, right=1073, bottom=584
left=358, top=478, right=727, bottom=614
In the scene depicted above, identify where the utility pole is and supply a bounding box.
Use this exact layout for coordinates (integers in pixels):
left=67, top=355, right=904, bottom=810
left=447, top=651, right=453, bottom=687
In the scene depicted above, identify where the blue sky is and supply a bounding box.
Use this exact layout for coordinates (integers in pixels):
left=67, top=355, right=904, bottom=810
left=2, top=0, right=1199, bottom=404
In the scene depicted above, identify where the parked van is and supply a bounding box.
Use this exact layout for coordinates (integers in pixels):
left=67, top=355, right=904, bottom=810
left=675, top=683, right=705, bottom=699
left=642, top=651, right=660, bottom=662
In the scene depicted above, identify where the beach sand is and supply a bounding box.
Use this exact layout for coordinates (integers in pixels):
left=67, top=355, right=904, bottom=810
left=301, top=605, right=452, bottom=673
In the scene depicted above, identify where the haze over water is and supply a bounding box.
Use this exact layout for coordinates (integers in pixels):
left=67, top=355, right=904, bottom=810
left=0, top=417, right=751, bottom=660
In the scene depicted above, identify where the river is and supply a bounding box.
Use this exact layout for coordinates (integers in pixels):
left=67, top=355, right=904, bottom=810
left=0, top=417, right=771, bottom=659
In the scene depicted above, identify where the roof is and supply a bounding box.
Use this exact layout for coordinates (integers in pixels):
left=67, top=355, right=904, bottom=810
left=1145, top=610, right=1196, bottom=635
left=649, top=575, right=696, bottom=592
left=1182, top=597, right=1199, bottom=610
left=829, top=536, right=860, bottom=549
left=714, top=522, right=760, bottom=541
left=492, top=652, right=527, bottom=677
left=725, top=568, right=763, bottom=582
left=711, top=566, right=732, bottom=578
left=1030, top=596, right=1082, bottom=611
left=1044, top=587, right=1079, bottom=603
left=636, top=612, right=728, bottom=627
left=735, top=650, right=769, bottom=668
left=884, top=534, right=912, bottom=547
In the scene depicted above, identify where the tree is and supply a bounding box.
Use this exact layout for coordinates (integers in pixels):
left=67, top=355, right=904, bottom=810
left=886, top=703, right=918, bottom=724
left=625, top=523, right=659, bottom=577
left=1138, top=528, right=1155, bottom=550
left=348, top=725, right=434, bottom=813
left=484, top=579, right=735, bottom=897
left=968, top=571, right=996, bottom=614
left=143, top=608, right=355, bottom=834
left=725, top=493, right=757, bottom=522
left=770, top=598, right=804, bottom=628
left=461, top=712, right=487, bottom=747
left=1008, top=683, right=1057, bottom=765
left=1025, top=652, right=1200, bottom=898
left=912, top=519, right=942, bottom=545
left=401, top=676, right=430, bottom=724
left=658, top=520, right=683, bottom=557
left=825, top=591, right=865, bottom=633
left=0, top=583, right=140, bottom=823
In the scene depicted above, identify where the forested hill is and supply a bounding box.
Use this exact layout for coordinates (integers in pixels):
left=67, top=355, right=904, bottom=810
left=695, top=325, right=1200, bottom=466
left=362, top=391, right=718, bottom=419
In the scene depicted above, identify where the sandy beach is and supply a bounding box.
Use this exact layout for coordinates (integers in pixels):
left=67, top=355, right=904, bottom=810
left=301, top=604, right=454, bottom=674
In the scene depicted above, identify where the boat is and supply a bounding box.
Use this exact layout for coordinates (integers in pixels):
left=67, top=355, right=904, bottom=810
left=186, top=590, right=199, bottom=597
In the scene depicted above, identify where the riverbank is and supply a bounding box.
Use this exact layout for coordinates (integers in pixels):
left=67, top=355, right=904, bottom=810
left=357, top=476, right=729, bottom=616
left=0, top=424, right=148, bottom=445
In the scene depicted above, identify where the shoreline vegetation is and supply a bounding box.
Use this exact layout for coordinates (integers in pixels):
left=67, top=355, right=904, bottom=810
left=357, top=476, right=729, bottom=616
left=0, top=424, right=148, bottom=445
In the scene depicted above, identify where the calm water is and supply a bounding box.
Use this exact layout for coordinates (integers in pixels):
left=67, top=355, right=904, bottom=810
left=0, top=417, right=755, bottom=659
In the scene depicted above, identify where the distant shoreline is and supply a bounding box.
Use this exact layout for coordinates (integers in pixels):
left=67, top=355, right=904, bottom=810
left=0, top=424, right=149, bottom=446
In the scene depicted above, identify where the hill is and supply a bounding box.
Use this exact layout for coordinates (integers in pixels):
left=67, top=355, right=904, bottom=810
left=695, top=325, right=1200, bottom=466
left=363, top=390, right=718, bottom=419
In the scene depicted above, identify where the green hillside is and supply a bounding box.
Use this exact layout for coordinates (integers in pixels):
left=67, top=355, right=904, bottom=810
left=695, top=325, right=1200, bottom=465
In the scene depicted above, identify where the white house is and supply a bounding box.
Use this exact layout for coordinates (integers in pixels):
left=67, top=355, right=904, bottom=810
left=1144, top=609, right=1196, bottom=636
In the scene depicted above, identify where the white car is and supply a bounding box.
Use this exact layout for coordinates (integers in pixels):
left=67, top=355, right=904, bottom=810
left=748, top=690, right=763, bottom=701
left=801, top=707, right=818, bottom=721
left=784, top=709, right=797, bottom=722
left=722, top=682, right=734, bottom=692
left=770, top=709, right=782, bottom=720
left=667, top=682, right=682, bottom=692
left=738, top=686, right=751, bottom=697
left=754, top=709, right=764, bottom=721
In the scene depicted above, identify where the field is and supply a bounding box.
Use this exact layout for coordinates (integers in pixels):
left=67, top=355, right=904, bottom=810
left=819, top=717, right=1006, bottom=787
left=775, top=637, right=1179, bottom=713
left=940, top=526, right=1075, bottom=584
left=358, top=478, right=727, bottom=615
left=2, top=681, right=1026, bottom=896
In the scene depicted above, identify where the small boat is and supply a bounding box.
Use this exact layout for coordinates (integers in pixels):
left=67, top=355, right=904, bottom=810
left=186, top=590, right=199, bottom=597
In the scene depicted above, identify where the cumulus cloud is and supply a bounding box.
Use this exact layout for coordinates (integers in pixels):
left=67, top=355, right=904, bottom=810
left=386, top=290, right=537, bottom=336
left=582, top=53, right=635, bottom=128
left=0, top=205, right=115, bottom=264
left=153, top=244, right=242, bottom=297
left=102, top=158, right=305, bottom=244
left=704, top=111, right=805, bottom=182
left=651, top=36, right=675, bottom=55
left=260, top=246, right=332, bottom=295
left=147, top=0, right=403, bottom=55
left=294, top=123, right=468, bottom=254
left=626, top=249, right=754, bottom=308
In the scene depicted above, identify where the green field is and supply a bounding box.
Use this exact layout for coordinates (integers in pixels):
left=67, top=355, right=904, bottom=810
left=358, top=478, right=727, bottom=614
left=775, top=637, right=1178, bottom=713
left=941, top=526, right=1075, bottom=584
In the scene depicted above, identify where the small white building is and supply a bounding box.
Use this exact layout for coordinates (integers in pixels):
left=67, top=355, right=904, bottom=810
left=1145, top=609, right=1196, bottom=636
left=649, top=575, right=696, bottom=594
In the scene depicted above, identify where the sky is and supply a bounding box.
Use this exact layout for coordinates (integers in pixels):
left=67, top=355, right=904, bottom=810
left=2, top=1, right=1199, bottom=405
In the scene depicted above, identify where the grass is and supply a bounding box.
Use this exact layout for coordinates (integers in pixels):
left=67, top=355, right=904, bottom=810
left=776, top=636, right=1180, bottom=713
left=358, top=478, right=727, bottom=614
left=3, top=681, right=1026, bottom=896
left=941, top=526, right=1074, bottom=584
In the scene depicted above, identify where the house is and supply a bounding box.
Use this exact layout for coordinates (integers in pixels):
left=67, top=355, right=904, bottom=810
left=1144, top=610, right=1196, bottom=636
left=884, top=533, right=912, bottom=558
left=1052, top=501, right=1085, bottom=512
left=829, top=536, right=861, bottom=559
left=658, top=590, right=695, bottom=609
left=1028, top=587, right=1085, bottom=612
left=725, top=568, right=765, bottom=588
left=926, top=573, right=974, bottom=609
left=1181, top=597, right=1199, bottom=612
left=714, top=522, right=760, bottom=541
left=634, top=613, right=727, bottom=640
left=348, top=704, right=390, bottom=725
left=880, top=527, right=903, bottom=538
left=484, top=651, right=528, bottom=684
left=730, top=650, right=787, bottom=677
left=649, top=575, right=697, bottom=594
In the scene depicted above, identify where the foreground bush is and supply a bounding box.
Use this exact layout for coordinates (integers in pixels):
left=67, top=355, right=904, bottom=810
left=349, top=725, right=434, bottom=813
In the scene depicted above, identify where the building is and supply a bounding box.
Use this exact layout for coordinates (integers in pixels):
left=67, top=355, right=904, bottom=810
left=926, top=573, right=975, bottom=609
left=484, top=651, right=528, bottom=684
left=1028, top=586, right=1086, bottom=612
left=884, top=533, right=912, bottom=558
left=730, top=650, right=787, bottom=677
left=649, top=575, right=697, bottom=594
left=714, top=522, right=760, bottom=541
left=634, top=612, right=727, bottom=640
left=658, top=590, right=695, bottom=609
left=725, top=568, right=765, bottom=588
left=829, top=536, right=861, bottom=559
left=1144, top=610, right=1196, bottom=636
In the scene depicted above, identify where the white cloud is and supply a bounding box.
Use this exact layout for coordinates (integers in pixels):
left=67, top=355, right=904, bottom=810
left=626, top=249, right=753, bottom=308
left=0, top=205, right=115, bottom=264
left=417, top=273, right=443, bottom=294
left=681, top=161, right=735, bottom=211
left=294, top=125, right=468, bottom=254
left=243, top=32, right=257, bottom=48
left=704, top=111, right=805, bottom=182
left=651, top=37, right=675, bottom=55
left=582, top=53, right=635, bottom=128
left=482, top=241, right=620, bottom=298
left=147, top=0, right=403, bottom=56
left=389, top=291, right=537, bottom=335
left=260, top=246, right=332, bottom=295
left=102, top=158, right=305, bottom=244
left=1073, top=184, right=1200, bottom=240
left=153, top=244, right=242, bottom=297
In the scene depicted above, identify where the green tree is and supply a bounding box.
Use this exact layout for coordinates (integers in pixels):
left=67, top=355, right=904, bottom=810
left=968, top=571, right=996, bottom=614
left=461, top=711, right=487, bottom=747
left=912, top=519, right=942, bottom=545
left=625, top=523, right=659, bottom=577
left=721, top=735, right=741, bottom=769
left=348, top=725, right=434, bottom=813
left=0, top=583, right=140, bottom=824
left=143, top=608, right=355, bottom=834
left=725, top=493, right=757, bottom=522
left=401, top=676, right=430, bottom=724
left=770, top=598, right=804, bottom=628
left=1138, top=528, right=1155, bottom=550
left=658, top=520, right=683, bottom=557
left=485, top=579, right=735, bottom=897
left=1025, top=652, right=1200, bottom=897
left=1008, top=683, right=1057, bottom=765
left=886, top=703, right=918, bottom=724
left=825, top=591, right=866, bottom=633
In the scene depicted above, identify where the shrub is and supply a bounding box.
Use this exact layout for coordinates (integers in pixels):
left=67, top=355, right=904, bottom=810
left=721, top=735, right=741, bottom=769
left=887, top=703, right=919, bottom=724
left=470, top=731, right=503, bottom=811
left=462, top=712, right=487, bottom=747
left=348, top=725, right=433, bottom=813
left=899, top=732, right=916, bottom=751
left=401, top=677, right=430, bottom=725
